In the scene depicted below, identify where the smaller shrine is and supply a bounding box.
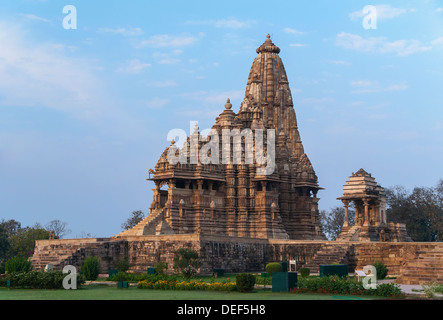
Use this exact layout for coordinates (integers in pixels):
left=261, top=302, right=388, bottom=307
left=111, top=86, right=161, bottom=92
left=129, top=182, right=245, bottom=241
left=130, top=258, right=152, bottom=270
left=337, top=169, right=412, bottom=242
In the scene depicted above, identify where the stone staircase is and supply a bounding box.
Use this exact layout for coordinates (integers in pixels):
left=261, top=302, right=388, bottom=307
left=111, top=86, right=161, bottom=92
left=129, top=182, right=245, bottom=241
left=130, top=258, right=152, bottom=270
left=114, top=207, right=166, bottom=237
left=303, top=243, right=353, bottom=274
left=31, top=240, right=92, bottom=271
left=396, top=246, right=443, bottom=285
left=336, top=226, right=360, bottom=241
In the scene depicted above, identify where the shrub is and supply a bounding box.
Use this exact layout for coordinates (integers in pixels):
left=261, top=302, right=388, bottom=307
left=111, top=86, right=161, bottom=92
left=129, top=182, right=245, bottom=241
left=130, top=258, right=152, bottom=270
left=115, top=258, right=130, bottom=273
left=154, top=262, right=168, bottom=275
left=422, top=282, right=443, bottom=298
left=173, top=248, right=201, bottom=279
left=300, top=268, right=310, bottom=278
left=265, top=262, right=282, bottom=276
left=136, top=279, right=237, bottom=291
left=5, top=257, right=33, bottom=273
left=373, top=261, right=388, bottom=280
left=81, top=256, right=101, bottom=281
left=367, top=283, right=403, bottom=297
left=1, top=270, right=83, bottom=289
left=296, top=275, right=403, bottom=297
left=114, top=271, right=128, bottom=282
left=236, top=273, right=256, bottom=292
left=109, top=272, right=176, bottom=282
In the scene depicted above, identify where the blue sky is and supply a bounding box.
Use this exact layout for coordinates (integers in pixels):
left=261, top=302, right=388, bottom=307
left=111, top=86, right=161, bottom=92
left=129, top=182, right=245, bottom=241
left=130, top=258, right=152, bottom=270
left=0, top=0, right=442, bottom=238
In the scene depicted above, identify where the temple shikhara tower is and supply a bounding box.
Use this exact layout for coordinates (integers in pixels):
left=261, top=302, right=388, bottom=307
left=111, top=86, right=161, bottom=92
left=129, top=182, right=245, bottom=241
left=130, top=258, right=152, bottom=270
left=116, top=34, right=326, bottom=240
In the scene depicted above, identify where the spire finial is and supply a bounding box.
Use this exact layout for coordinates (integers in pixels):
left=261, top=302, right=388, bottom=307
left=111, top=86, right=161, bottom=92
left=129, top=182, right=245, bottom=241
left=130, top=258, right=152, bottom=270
left=225, top=98, right=232, bottom=110
left=257, top=33, right=280, bottom=54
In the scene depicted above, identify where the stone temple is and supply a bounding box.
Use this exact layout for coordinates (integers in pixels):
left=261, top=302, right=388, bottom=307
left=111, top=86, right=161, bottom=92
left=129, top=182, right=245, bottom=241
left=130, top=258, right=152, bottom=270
left=31, top=35, right=443, bottom=285
left=115, top=34, right=325, bottom=241
left=336, top=168, right=412, bottom=242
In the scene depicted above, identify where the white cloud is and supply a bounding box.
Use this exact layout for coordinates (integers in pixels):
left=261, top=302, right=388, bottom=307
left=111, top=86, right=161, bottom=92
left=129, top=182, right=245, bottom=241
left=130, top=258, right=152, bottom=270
left=289, top=43, right=308, bottom=47
left=180, top=90, right=244, bottom=106
left=301, top=97, right=335, bottom=104
left=185, top=18, right=254, bottom=29
left=284, top=28, right=305, bottom=35
left=349, top=4, right=415, bottom=20
left=158, top=58, right=181, bottom=65
left=336, top=32, right=432, bottom=56
left=147, top=80, right=177, bottom=88
left=97, top=27, right=144, bottom=37
left=138, top=34, right=198, bottom=48
left=330, top=60, right=352, bottom=66
left=115, top=59, right=152, bottom=74
left=351, top=80, right=375, bottom=87
left=144, top=97, right=170, bottom=109
left=0, top=21, right=105, bottom=116
left=437, top=8, right=443, bottom=13
left=20, top=13, right=50, bottom=23
left=351, top=82, right=409, bottom=94
left=431, top=37, right=443, bottom=46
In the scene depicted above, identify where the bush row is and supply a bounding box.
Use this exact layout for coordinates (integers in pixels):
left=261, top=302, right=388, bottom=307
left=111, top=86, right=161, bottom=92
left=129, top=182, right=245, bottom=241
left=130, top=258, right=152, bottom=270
left=137, top=279, right=237, bottom=291
left=294, top=275, right=403, bottom=297
left=108, top=272, right=181, bottom=282
left=0, top=271, right=84, bottom=289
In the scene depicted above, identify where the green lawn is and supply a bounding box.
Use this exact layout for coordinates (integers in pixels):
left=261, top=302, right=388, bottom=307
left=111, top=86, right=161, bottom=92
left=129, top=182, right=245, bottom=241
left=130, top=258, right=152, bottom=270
left=0, top=285, right=380, bottom=300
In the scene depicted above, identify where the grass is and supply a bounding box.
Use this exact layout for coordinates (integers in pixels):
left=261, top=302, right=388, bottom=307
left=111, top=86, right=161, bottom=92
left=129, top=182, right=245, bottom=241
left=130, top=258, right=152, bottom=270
left=0, top=284, right=382, bottom=300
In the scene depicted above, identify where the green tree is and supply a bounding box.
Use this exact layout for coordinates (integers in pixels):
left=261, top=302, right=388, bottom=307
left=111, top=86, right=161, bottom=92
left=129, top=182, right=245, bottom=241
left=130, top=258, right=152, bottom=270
left=121, top=210, right=145, bottom=231
left=173, top=248, right=201, bottom=279
left=8, top=227, right=50, bottom=257
left=0, top=225, right=10, bottom=264
left=386, top=181, right=443, bottom=242
left=45, top=220, right=71, bottom=239
left=320, top=206, right=355, bottom=240
left=0, top=219, right=21, bottom=237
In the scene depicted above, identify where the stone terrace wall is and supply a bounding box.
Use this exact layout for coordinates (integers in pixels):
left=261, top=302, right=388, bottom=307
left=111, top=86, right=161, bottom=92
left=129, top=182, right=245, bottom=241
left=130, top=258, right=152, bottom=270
left=32, top=236, right=443, bottom=284
left=123, top=234, right=201, bottom=273
left=352, top=242, right=443, bottom=284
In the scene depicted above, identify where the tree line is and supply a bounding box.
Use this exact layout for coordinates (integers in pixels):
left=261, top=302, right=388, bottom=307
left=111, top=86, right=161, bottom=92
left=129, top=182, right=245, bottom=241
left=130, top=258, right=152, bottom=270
left=0, top=219, right=71, bottom=268
left=320, top=179, right=443, bottom=242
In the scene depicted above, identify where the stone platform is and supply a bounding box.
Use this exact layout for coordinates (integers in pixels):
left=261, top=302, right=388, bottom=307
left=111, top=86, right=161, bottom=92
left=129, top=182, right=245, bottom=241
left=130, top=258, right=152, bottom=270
left=31, top=235, right=443, bottom=285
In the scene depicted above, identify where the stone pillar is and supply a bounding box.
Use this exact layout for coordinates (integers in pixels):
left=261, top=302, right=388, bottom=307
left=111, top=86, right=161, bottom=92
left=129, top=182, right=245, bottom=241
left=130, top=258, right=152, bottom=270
left=342, top=200, right=350, bottom=228
left=210, top=200, right=216, bottom=219
left=363, top=198, right=370, bottom=227
left=271, top=202, right=277, bottom=220
left=179, top=199, right=185, bottom=217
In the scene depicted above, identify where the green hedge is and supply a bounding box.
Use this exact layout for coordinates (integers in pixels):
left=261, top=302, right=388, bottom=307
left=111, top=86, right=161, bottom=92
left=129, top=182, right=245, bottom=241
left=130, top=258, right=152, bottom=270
left=300, top=268, right=310, bottom=278
left=137, top=279, right=236, bottom=291
left=295, top=275, right=403, bottom=297
left=0, top=271, right=84, bottom=289
left=265, top=263, right=282, bottom=276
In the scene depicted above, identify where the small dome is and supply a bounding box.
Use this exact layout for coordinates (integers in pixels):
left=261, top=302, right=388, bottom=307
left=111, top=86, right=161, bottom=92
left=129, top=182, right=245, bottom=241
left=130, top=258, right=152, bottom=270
left=256, top=34, right=280, bottom=54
